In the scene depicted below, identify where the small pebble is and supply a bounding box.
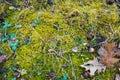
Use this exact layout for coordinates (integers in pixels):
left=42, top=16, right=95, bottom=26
left=49, top=71, right=56, bottom=77
left=48, top=49, right=55, bottom=53
left=83, top=43, right=87, bottom=46
left=49, top=71, right=56, bottom=80
left=9, top=6, right=16, bottom=10
left=72, top=46, right=78, bottom=52
left=30, top=23, right=36, bottom=28
left=87, top=33, right=93, bottom=40
left=89, top=47, right=95, bottom=53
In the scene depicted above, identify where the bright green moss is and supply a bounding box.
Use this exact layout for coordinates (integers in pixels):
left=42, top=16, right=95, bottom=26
left=0, top=0, right=120, bottom=80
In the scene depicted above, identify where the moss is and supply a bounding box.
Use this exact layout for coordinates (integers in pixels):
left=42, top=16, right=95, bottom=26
left=0, top=0, right=120, bottom=80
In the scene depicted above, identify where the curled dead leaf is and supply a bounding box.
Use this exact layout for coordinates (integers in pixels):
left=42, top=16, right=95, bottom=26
left=80, top=57, right=106, bottom=76
left=98, top=42, right=120, bottom=67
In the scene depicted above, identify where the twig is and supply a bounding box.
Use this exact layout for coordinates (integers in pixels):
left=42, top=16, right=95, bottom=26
left=69, top=54, right=77, bottom=80
left=109, top=24, right=115, bottom=34
left=4, top=0, right=12, bottom=5
left=52, top=53, right=56, bottom=72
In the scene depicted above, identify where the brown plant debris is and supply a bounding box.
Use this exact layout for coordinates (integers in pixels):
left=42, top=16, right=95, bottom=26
left=98, top=42, right=120, bottom=67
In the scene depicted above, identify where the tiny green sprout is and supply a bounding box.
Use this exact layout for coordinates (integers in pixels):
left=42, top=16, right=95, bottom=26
left=77, top=40, right=84, bottom=46
left=20, top=69, right=27, bottom=76
left=33, top=17, right=40, bottom=25
left=15, top=24, right=22, bottom=29
left=2, top=22, right=12, bottom=34
left=73, top=37, right=84, bottom=46
left=9, top=66, right=18, bottom=71
left=37, top=71, right=42, bottom=75
left=55, top=76, right=62, bottom=80
left=3, top=21, right=12, bottom=29
left=1, top=35, right=9, bottom=42
left=88, top=23, right=96, bottom=32
left=11, top=77, right=16, bottom=80
left=9, top=40, right=19, bottom=51
left=62, top=74, right=68, bottom=80
left=0, top=49, right=4, bottom=54
left=4, top=73, right=7, bottom=79
left=9, top=33, right=15, bottom=39
left=53, top=22, right=59, bottom=30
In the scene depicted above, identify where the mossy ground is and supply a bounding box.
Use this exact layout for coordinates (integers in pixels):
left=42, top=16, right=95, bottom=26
left=0, top=0, right=120, bottom=80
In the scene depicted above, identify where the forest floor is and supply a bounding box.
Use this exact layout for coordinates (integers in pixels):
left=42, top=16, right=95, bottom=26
left=0, top=0, right=120, bottom=80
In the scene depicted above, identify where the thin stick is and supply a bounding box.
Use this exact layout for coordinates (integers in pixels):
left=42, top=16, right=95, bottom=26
left=69, top=54, right=77, bottom=80
left=109, top=24, right=115, bottom=34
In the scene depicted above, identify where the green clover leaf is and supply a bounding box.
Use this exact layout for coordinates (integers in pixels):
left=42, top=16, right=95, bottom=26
left=3, top=22, right=12, bottom=29
left=11, top=77, right=16, bottom=80
left=20, top=69, right=27, bottom=76
left=62, top=74, right=68, bottom=80
left=33, top=18, right=40, bottom=25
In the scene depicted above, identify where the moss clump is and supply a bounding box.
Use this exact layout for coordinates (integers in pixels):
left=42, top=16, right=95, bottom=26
left=0, top=0, right=120, bottom=80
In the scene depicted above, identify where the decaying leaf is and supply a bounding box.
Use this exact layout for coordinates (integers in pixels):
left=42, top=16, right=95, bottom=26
left=49, top=71, right=56, bottom=80
left=48, top=48, right=56, bottom=53
left=98, top=42, right=120, bottom=67
left=13, top=71, right=21, bottom=78
left=80, top=57, right=106, bottom=76
left=81, top=70, right=90, bottom=79
left=114, top=74, right=120, bottom=80
left=0, top=54, right=8, bottom=63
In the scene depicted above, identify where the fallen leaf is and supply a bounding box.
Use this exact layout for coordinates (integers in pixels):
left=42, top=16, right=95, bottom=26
left=81, top=70, right=90, bottom=79
left=0, top=54, right=8, bottom=63
left=98, top=42, right=120, bottom=67
left=115, top=74, right=120, bottom=80
left=80, top=57, right=106, bottom=76
left=13, top=71, right=20, bottom=78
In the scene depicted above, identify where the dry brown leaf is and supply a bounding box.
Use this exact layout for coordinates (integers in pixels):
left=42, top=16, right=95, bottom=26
left=104, top=42, right=115, bottom=52
left=115, top=48, right=120, bottom=56
left=0, top=54, right=8, bottom=63
left=98, top=42, right=120, bottom=67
